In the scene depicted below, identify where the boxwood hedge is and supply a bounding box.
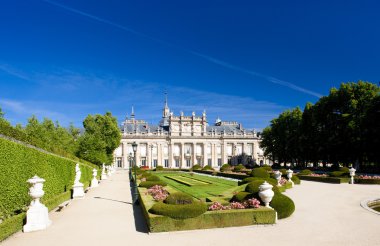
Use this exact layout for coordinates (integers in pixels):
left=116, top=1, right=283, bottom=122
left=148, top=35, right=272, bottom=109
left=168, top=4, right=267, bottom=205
left=149, top=201, right=207, bottom=219
left=139, top=181, right=167, bottom=188
left=251, top=167, right=270, bottom=179
left=0, top=137, right=99, bottom=241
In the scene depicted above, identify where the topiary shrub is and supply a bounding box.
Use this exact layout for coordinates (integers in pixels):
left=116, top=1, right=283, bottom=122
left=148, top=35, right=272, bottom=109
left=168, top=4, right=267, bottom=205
left=140, top=172, right=152, bottom=178
left=261, top=165, right=272, bottom=172
left=231, top=191, right=250, bottom=202
left=291, top=175, right=301, bottom=185
left=146, top=175, right=160, bottom=181
left=251, top=167, right=270, bottom=179
left=299, top=169, right=312, bottom=175
left=164, top=192, right=193, bottom=205
left=270, top=191, right=295, bottom=219
left=233, top=164, right=245, bottom=171
left=220, top=164, right=232, bottom=172
left=192, top=164, right=201, bottom=170
left=155, top=166, right=164, bottom=171
left=245, top=180, right=265, bottom=194
left=328, top=171, right=347, bottom=177
left=339, top=167, right=350, bottom=174
left=202, top=165, right=214, bottom=171
left=279, top=168, right=287, bottom=175
left=149, top=201, right=207, bottom=219
left=139, top=181, right=167, bottom=188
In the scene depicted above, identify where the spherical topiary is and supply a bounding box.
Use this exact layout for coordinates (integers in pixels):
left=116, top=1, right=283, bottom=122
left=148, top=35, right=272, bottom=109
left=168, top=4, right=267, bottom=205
left=140, top=172, right=152, bottom=178
left=245, top=180, right=265, bottom=194
left=270, top=191, right=295, bottom=219
left=261, top=165, right=272, bottom=172
left=299, top=169, right=312, bottom=175
left=339, top=167, right=350, bottom=174
left=155, top=166, right=164, bottom=171
left=146, top=175, right=160, bottom=181
left=220, top=164, right=232, bottom=172
left=165, top=192, right=193, bottom=205
left=231, top=191, right=250, bottom=202
left=139, top=181, right=167, bottom=188
left=291, top=175, right=301, bottom=185
left=202, top=165, right=214, bottom=171
left=192, top=164, right=201, bottom=170
left=279, top=168, right=287, bottom=175
left=251, top=167, right=270, bottom=179
left=234, top=164, right=245, bottom=171
left=149, top=201, right=207, bottom=219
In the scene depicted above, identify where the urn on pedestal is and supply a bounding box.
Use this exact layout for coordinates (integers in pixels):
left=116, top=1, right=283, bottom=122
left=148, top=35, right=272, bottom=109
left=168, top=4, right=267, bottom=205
left=258, top=181, right=275, bottom=208
left=23, top=175, right=52, bottom=232
left=101, top=163, right=108, bottom=180
left=349, top=167, right=356, bottom=184
left=273, top=170, right=282, bottom=186
left=286, top=169, right=294, bottom=187
left=91, top=168, right=99, bottom=188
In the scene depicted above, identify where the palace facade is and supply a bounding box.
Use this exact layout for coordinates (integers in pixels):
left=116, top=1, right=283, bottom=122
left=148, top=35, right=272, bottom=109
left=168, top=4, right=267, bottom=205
left=113, top=98, right=267, bottom=169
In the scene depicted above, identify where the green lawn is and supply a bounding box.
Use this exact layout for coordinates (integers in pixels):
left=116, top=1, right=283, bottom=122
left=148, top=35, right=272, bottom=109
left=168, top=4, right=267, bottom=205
left=155, top=172, right=238, bottom=201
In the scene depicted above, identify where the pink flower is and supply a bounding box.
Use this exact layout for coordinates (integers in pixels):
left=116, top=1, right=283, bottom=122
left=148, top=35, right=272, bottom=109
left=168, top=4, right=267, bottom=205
left=244, top=198, right=261, bottom=208
left=147, top=185, right=168, bottom=201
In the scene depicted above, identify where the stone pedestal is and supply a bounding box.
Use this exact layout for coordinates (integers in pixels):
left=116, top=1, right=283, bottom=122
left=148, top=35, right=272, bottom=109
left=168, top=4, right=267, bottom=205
left=73, top=163, right=84, bottom=199
left=23, top=175, right=52, bottom=232
left=91, top=168, right=98, bottom=188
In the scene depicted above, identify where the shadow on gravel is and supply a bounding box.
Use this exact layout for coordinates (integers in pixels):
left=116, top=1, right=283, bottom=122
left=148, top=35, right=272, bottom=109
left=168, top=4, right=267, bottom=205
left=130, top=181, right=149, bottom=234
left=93, top=197, right=132, bottom=205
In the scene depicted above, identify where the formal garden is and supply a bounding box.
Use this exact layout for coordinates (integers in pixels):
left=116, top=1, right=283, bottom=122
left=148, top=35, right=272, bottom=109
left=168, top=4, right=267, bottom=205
left=135, top=164, right=298, bottom=232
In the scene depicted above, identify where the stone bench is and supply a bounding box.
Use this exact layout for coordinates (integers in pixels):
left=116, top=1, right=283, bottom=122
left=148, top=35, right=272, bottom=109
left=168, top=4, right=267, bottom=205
left=57, top=200, right=71, bottom=211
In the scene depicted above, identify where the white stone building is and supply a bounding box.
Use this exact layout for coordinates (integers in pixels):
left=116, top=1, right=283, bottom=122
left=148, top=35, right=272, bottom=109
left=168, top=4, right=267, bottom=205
left=113, top=98, right=267, bottom=169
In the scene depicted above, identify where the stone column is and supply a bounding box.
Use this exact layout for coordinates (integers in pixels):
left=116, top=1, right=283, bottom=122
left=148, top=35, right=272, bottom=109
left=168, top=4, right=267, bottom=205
left=158, top=143, right=162, bottom=167
left=169, top=143, right=173, bottom=168
left=203, top=143, right=208, bottom=167
left=122, top=142, right=128, bottom=169
left=192, top=142, right=196, bottom=167
left=181, top=142, right=185, bottom=169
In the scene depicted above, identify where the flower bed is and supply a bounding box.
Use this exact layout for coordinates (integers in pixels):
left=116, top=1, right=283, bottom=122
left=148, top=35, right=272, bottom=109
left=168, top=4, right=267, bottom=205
left=354, top=175, right=380, bottom=184
left=138, top=186, right=276, bottom=232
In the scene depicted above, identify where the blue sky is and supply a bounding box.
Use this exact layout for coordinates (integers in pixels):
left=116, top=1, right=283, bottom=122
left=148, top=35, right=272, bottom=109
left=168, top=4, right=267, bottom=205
left=0, top=0, right=379, bottom=130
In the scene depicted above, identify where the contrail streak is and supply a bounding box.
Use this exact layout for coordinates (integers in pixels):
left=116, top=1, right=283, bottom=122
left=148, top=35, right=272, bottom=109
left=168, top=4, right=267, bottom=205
left=43, top=0, right=323, bottom=98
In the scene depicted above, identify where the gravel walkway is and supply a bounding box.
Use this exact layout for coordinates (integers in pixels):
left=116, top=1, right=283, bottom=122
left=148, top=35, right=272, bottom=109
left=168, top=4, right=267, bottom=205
left=2, top=170, right=380, bottom=246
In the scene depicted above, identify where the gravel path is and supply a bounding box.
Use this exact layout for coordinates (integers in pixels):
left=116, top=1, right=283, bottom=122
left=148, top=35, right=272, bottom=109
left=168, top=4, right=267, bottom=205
left=2, top=170, right=380, bottom=246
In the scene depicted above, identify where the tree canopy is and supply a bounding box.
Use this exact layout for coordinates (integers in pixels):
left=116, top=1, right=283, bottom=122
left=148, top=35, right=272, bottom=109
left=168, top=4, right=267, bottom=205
left=260, top=81, right=380, bottom=170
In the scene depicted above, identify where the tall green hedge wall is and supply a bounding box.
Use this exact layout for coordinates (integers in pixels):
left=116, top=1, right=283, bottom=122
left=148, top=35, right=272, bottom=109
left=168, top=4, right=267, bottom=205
left=0, top=137, right=99, bottom=220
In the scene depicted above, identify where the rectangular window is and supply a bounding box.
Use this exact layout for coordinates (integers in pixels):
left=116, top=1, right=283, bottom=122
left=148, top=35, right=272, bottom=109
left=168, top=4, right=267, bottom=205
left=208, top=158, right=212, bottom=167
left=164, top=159, right=169, bottom=168
left=117, top=158, right=122, bottom=168
left=175, top=159, right=180, bottom=168
left=218, top=158, right=222, bottom=167
left=227, top=157, right=232, bottom=165
left=186, top=159, right=191, bottom=167
left=141, top=158, right=146, bottom=167
left=153, top=159, right=157, bottom=167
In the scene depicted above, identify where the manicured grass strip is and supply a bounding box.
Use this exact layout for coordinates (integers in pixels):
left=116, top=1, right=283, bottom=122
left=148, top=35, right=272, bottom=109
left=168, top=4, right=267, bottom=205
left=165, top=176, right=195, bottom=186
left=155, top=172, right=238, bottom=199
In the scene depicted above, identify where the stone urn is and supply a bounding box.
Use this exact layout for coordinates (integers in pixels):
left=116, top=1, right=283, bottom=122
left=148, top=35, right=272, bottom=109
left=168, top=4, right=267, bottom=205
left=286, top=169, right=294, bottom=187
left=349, top=167, right=356, bottom=184
left=258, top=181, right=274, bottom=208
left=273, top=170, right=282, bottom=186
left=23, top=175, right=52, bottom=232
left=91, top=168, right=98, bottom=188
left=101, top=163, right=108, bottom=180
left=73, top=163, right=84, bottom=198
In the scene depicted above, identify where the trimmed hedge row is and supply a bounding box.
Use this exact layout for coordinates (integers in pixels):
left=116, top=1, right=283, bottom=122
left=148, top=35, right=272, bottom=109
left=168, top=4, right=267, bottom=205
left=298, top=175, right=350, bottom=184
left=192, top=169, right=248, bottom=179
left=138, top=187, right=276, bottom=232
left=354, top=178, right=380, bottom=184
left=149, top=201, right=207, bottom=219
left=0, top=137, right=99, bottom=241
left=139, top=181, right=167, bottom=188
